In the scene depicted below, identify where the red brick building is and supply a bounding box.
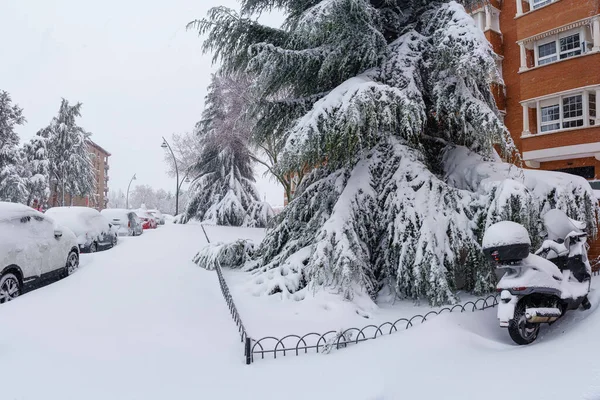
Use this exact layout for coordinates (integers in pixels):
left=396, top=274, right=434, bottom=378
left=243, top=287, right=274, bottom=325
left=470, top=0, right=600, bottom=256
left=50, top=139, right=111, bottom=210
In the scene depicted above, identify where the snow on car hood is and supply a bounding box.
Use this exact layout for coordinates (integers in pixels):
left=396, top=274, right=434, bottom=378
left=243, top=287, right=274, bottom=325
left=45, top=207, right=110, bottom=244
left=101, top=209, right=131, bottom=225
left=0, top=201, right=41, bottom=223
left=135, top=210, right=154, bottom=219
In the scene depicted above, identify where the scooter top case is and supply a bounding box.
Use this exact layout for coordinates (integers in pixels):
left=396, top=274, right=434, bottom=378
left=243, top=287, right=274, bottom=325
left=482, top=221, right=530, bottom=263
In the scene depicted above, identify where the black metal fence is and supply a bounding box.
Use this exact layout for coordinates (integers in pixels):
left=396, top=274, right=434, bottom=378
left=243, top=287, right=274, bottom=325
left=214, top=258, right=253, bottom=364
left=248, top=294, right=498, bottom=363
left=201, top=224, right=252, bottom=364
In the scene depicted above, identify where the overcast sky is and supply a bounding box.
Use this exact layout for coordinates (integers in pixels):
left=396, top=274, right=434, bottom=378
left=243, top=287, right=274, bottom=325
left=0, top=0, right=285, bottom=206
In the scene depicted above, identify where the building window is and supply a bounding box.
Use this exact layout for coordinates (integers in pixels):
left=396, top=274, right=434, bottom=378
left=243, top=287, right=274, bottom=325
left=532, top=0, right=553, bottom=10
left=525, top=88, right=598, bottom=134
left=559, top=33, right=581, bottom=59
left=590, top=93, right=597, bottom=125
left=540, top=104, right=560, bottom=132
left=532, top=27, right=592, bottom=68
left=538, top=42, right=557, bottom=65
left=554, top=166, right=595, bottom=180
left=562, top=95, right=583, bottom=129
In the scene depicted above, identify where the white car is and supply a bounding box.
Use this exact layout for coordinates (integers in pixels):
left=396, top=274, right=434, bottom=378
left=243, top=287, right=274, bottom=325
left=45, top=207, right=117, bottom=253
left=101, top=209, right=144, bottom=236
left=0, top=202, right=79, bottom=303
left=147, top=209, right=165, bottom=225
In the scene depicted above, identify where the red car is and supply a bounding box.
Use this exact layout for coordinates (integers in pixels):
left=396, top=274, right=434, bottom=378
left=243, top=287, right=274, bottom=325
left=135, top=210, right=158, bottom=229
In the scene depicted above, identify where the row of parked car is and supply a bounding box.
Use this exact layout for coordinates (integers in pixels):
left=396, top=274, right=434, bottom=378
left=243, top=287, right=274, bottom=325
left=0, top=202, right=166, bottom=304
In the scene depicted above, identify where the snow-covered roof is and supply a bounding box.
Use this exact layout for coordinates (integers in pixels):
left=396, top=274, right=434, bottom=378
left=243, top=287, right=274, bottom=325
left=135, top=209, right=153, bottom=218
left=46, top=206, right=100, bottom=218
left=45, top=207, right=108, bottom=237
left=100, top=209, right=131, bottom=221
left=0, top=201, right=42, bottom=223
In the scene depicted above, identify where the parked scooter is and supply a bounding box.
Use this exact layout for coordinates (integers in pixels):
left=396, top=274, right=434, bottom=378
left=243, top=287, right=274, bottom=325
left=482, top=209, right=591, bottom=345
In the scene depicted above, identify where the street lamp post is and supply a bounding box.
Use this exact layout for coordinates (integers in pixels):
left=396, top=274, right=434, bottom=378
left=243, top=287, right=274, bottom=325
left=126, top=173, right=137, bottom=209
left=178, top=168, right=192, bottom=194
left=161, top=137, right=180, bottom=216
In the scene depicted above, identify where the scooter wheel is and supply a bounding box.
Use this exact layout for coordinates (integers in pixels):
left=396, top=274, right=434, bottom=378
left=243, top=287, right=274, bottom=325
left=582, top=296, right=591, bottom=310
left=508, top=301, right=540, bottom=345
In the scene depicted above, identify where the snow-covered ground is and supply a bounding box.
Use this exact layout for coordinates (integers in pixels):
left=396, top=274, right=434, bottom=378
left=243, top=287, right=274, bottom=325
left=2, top=223, right=600, bottom=399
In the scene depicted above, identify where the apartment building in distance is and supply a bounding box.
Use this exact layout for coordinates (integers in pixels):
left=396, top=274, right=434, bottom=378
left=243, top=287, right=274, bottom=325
left=49, top=139, right=111, bottom=210
left=470, top=0, right=600, bottom=255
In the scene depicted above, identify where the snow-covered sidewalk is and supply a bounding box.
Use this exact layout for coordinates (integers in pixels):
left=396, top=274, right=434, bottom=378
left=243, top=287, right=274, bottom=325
left=0, top=223, right=246, bottom=399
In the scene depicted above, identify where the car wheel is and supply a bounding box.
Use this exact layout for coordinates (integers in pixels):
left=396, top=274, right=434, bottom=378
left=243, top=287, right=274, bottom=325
left=0, top=273, right=21, bottom=303
left=66, top=251, right=79, bottom=276
left=89, top=242, right=98, bottom=253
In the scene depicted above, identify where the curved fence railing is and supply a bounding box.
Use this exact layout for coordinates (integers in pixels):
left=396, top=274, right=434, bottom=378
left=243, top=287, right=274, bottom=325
left=249, top=295, right=499, bottom=362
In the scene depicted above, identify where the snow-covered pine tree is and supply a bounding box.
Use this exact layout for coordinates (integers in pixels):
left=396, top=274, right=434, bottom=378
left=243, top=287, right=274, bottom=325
left=21, top=134, right=50, bottom=207
left=181, top=73, right=273, bottom=227
left=0, top=90, right=26, bottom=203
left=190, top=0, right=598, bottom=305
left=42, top=99, right=96, bottom=206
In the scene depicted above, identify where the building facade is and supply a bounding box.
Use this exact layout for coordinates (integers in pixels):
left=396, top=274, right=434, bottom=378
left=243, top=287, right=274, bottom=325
left=50, top=139, right=110, bottom=210
left=472, top=0, right=600, bottom=170
left=470, top=0, right=600, bottom=256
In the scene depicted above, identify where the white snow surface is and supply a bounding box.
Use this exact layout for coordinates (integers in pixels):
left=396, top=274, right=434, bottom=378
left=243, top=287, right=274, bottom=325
left=3, top=223, right=600, bottom=399
left=482, top=220, right=531, bottom=248
left=444, top=146, right=595, bottom=201
left=543, top=208, right=586, bottom=242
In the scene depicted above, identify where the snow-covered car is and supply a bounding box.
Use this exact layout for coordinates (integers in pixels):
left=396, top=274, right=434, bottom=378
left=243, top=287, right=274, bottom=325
left=0, top=202, right=80, bottom=303
left=100, top=209, right=143, bottom=236
left=45, top=207, right=117, bottom=253
left=135, top=210, right=158, bottom=229
left=147, top=209, right=165, bottom=225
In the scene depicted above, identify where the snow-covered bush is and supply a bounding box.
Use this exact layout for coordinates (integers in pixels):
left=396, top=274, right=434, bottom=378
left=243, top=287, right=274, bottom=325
left=191, top=0, right=599, bottom=305
left=193, top=240, right=256, bottom=270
